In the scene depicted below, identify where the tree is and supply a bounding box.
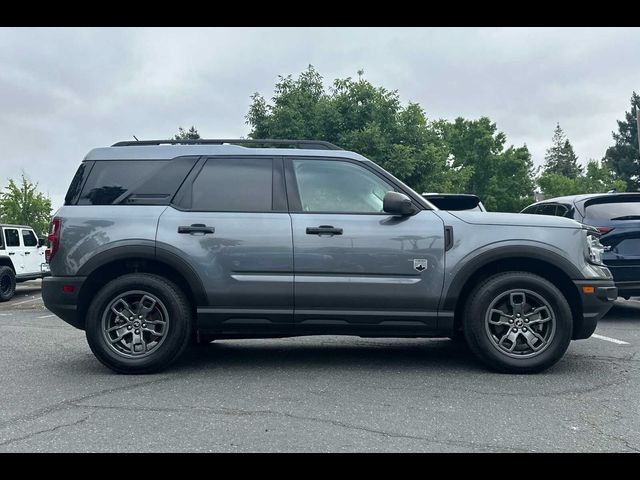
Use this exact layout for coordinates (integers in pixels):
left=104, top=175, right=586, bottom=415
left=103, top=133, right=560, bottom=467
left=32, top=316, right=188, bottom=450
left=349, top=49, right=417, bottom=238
left=436, top=117, right=535, bottom=211
left=543, top=123, right=583, bottom=178
left=245, top=65, right=533, bottom=211
left=603, top=92, right=640, bottom=191
left=537, top=159, right=626, bottom=198
left=174, top=126, right=200, bottom=140
left=0, top=174, right=52, bottom=237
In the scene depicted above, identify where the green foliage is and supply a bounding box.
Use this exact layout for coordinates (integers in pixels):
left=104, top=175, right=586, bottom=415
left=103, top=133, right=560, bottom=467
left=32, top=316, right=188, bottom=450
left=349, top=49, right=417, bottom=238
left=603, top=91, right=640, bottom=192
left=538, top=159, right=626, bottom=198
left=174, top=126, right=201, bottom=140
left=246, top=65, right=535, bottom=212
left=0, top=174, right=52, bottom=237
left=543, top=123, right=583, bottom=178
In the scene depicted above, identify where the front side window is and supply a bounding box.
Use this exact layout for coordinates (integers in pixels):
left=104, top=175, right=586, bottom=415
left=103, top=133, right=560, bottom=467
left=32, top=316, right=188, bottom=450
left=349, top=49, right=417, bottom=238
left=22, top=230, right=37, bottom=247
left=4, top=228, right=20, bottom=247
left=292, top=159, right=394, bottom=213
left=191, top=158, right=273, bottom=212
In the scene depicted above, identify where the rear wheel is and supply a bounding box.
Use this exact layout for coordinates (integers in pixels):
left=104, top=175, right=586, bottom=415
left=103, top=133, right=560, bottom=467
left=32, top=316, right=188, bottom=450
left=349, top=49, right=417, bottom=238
left=0, top=266, right=16, bottom=302
left=463, top=272, right=572, bottom=373
left=85, top=273, right=192, bottom=374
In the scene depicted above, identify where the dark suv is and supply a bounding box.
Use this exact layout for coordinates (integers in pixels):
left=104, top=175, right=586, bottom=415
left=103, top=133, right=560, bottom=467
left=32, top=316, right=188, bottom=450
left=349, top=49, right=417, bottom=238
left=521, top=193, right=640, bottom=298
left=43, top=139, right=616, bottom=374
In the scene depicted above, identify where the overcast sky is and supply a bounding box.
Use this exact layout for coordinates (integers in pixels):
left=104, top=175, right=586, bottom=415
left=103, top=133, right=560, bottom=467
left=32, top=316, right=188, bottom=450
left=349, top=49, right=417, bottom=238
left=1, top=27, right=639, bottom=210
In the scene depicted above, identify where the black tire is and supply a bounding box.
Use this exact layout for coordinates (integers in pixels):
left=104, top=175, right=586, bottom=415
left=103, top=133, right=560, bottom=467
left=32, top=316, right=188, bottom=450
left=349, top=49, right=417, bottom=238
left=85, top=273, right=192, bottom=374
left=463, top=271, right=572, bottom=374
left=0, top=266, right=16, bottom=302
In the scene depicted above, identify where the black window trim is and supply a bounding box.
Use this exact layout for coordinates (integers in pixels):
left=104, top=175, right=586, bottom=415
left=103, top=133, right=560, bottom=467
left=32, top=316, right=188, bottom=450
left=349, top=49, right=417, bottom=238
left=4, top=228, right=21, bottom=248
left=283, top=156, right=426, bottom=215
left=21, top=229, right=38, bottom=247
left=171, top=155, right=287, bottom=214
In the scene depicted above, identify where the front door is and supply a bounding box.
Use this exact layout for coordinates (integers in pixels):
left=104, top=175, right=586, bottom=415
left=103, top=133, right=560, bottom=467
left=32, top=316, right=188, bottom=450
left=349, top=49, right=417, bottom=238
left=156, top=156, right=294, bottom=330
left=285, top=157, right=445, bottom=329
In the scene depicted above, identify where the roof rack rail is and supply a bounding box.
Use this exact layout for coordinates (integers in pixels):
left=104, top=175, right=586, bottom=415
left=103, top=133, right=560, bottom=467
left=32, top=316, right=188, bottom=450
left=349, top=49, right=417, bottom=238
left=111, top=139, right=342, bottom=150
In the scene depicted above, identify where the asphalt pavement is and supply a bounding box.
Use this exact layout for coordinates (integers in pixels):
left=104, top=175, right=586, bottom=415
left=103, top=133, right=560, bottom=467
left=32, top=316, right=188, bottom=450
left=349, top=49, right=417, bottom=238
left=0, top=280, right=639, bottom=452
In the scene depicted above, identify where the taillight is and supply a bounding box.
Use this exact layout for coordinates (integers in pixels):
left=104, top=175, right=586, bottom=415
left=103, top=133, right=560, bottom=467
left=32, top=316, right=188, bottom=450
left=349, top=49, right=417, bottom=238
left=596, top=227, right=614, bottom=235
left=46, top=217, right=60, bottom=263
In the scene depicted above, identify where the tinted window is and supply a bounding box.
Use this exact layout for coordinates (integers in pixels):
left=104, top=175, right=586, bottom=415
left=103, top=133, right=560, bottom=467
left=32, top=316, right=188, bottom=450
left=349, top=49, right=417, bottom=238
left=293, top=159, right=394, bottom=213
left=192, top=158, right=273, bottom=212
left=585, top=200, right=640, bottom=222
left=521, top=205, right=539, bottom=214
left=537, top=204, right=558, bottom=216
left=77, top=158, right=197, bottom=206
left=556, top=204, right=574, bottom=218
left=614, top=238, right=640, bottom=256
left=424, top=195, right=481, bottom=211
left=4, top=228, right=19, bottom=247
left=22, top=230, right=37, bottom=247
left=65, top=162, right=91, bottom=205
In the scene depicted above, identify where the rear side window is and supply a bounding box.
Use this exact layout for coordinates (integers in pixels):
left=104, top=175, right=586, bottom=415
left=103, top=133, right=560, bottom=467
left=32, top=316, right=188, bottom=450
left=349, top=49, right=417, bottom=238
left=191, top=158, right=273, bottom=212
left=77, top=157, right=197, bottom=205
left=4, top=228, right=20, bottom=247
left=22, top=230, right=37, bottom=247
left=521, top=205, right=539, bottom=214
left=585, top=199, right=640, bottom=222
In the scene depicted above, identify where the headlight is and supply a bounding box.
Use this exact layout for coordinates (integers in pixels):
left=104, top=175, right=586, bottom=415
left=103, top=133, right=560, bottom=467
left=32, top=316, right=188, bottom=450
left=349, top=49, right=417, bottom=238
left=585, top=231, right=605, bottom=265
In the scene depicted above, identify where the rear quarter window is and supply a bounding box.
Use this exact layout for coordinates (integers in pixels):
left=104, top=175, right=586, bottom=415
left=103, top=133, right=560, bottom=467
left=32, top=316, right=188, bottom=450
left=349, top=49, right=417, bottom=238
left=77, top=157, right=197, bottom=205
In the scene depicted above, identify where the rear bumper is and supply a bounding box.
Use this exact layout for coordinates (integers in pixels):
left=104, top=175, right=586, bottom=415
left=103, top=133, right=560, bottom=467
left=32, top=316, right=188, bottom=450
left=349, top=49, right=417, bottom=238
left=614, top=280, right=640, bottom=297
left=572, top=279, right=617, bottom=340
left=42, top=276, right=86, bottom=330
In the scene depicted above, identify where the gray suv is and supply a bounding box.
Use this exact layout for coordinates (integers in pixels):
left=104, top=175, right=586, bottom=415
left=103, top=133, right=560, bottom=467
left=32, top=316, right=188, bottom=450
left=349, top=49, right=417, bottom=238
left=43, top=139, right=617, bottom=374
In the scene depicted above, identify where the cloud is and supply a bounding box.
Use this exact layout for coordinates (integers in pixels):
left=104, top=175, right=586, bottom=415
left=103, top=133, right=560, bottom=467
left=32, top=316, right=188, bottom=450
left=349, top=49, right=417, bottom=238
left=0, top=27, right=638, bottom=211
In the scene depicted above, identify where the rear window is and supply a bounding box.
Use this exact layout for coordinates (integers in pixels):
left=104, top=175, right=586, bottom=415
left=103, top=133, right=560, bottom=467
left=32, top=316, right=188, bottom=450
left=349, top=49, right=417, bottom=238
left=76, top=157, right=197, bottom=205
left=584, top=198, right=640, bottom=222
left=425, top=196, right=481, bottom=211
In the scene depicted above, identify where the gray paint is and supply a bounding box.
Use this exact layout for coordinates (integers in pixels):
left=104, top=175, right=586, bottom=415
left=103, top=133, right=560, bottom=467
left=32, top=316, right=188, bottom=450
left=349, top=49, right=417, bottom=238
left=47, top=144, right=614, bottom=337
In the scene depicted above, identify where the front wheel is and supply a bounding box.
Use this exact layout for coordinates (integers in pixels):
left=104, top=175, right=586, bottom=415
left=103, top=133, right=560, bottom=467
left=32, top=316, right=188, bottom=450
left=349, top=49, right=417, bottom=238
left=85, top=273, right=192, bottom=374
left=463, top=272, right=573, bottom=373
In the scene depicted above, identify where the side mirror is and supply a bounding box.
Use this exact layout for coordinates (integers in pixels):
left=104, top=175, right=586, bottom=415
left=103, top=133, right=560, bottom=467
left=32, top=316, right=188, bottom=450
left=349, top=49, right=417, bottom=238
left=383, top=191, right=418, bottom=216
left=38, top=238, right=45, bottom=248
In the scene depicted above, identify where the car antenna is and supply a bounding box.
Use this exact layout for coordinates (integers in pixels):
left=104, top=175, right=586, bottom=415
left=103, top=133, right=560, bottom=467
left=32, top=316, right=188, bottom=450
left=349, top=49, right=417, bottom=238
left=133, top=135, right=139, bottom=141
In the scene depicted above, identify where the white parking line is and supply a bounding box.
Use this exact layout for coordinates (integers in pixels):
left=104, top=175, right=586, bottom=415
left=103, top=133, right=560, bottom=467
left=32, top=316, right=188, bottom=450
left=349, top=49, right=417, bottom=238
left=37, top=314, right=55, bottom=319
left=592, top=334, right=630, bottom=345
left=9, top=297, right=41, bottom=306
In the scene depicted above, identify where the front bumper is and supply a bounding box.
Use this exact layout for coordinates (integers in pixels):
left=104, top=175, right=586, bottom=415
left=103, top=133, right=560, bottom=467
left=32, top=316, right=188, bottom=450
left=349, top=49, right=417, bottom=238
left=42, top=276, right=86, bottom=330
left=572, top=279, right=617, bottom=340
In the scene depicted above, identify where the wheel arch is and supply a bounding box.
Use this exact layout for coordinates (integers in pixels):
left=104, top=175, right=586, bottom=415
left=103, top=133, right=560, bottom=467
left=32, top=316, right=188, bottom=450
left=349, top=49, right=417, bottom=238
left=444, top=250, right=583, bottom=339
left=76, top=246, right=206, bottom=328
left=0, top=257, right=16, bottom=272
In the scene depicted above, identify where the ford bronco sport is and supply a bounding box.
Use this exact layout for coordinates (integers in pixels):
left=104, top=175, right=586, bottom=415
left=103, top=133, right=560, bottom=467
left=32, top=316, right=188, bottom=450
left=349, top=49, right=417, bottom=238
left=42, top=139, right=617, bottom=374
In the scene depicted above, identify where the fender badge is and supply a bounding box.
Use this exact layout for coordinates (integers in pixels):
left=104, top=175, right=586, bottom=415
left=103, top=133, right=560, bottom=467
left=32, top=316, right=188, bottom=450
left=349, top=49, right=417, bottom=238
left=412, top=259, right=427, bottom=272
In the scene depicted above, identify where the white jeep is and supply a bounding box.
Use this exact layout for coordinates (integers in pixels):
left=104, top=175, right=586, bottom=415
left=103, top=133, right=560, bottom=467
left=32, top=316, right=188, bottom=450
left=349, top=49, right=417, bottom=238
left=0, top=224, right=49, bottom=301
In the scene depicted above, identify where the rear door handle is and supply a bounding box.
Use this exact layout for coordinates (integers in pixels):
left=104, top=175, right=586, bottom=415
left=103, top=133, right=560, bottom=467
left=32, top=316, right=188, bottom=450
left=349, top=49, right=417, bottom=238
left=306, top=225, right=343, bottom=236
left=24, top=251, right=31, bottom=255
left=178, top=224, right=215, bottom=234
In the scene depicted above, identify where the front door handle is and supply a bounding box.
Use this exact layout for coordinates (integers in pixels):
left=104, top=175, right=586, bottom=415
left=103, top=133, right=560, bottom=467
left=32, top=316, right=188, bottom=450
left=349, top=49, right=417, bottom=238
left=178, top=224, right=215, bottom=234
left=8, top=252, right=15, bottom=256
left=24, top=251, right=31, bottom=255
left=306, top=225, right=343, bottom=236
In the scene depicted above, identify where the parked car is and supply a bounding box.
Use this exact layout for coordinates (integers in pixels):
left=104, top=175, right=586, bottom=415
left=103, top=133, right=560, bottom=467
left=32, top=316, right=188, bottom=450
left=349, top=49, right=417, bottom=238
left=521, top=193, right=640, bottom=298
left=422, top=193, right=486, bottom=211
left=43, top=138, right=616, bottom=374
left=0, top=224, right=49, bottom=301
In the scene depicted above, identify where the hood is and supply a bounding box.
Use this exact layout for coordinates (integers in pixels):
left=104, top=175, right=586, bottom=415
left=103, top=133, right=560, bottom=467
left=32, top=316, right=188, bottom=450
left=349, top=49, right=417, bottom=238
left=446, top=211, right=584, bottom=229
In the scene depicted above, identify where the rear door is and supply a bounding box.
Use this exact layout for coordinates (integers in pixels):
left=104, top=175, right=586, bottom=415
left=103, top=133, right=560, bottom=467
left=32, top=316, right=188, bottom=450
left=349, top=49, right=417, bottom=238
left=20, top=229, right=41, bottom=275
left=156, top=156, right=294, bottom=329
left=285, top=157, right=445, bottom=329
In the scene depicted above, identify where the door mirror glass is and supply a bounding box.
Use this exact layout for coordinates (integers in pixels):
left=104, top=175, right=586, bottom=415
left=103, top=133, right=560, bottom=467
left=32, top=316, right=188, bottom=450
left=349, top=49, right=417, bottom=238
left=383, top=192, right=418, bottom=216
